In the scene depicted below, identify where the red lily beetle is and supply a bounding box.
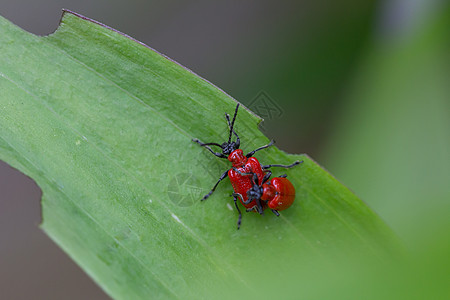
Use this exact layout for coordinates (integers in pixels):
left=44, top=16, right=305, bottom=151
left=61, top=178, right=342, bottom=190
left=193, top=103, right=301, bottom=228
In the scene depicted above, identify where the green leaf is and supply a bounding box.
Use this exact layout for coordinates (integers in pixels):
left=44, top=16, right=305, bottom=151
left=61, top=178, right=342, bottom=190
left=0, top=10, right=398, bottom=299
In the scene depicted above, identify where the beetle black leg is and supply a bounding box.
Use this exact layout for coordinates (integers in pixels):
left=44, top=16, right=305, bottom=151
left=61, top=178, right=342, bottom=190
left=192, top=139, right=227, bottom=158
left=233, top=192, right=244, bottom=203
left=232, top=193, right=242, bottom=229
left=246, top=206, right=257, bottom=212
left=262, top=160, right=303, bottom=170
left=245, top=204, right=264, bottom=215
left=256, top=199, right=265, bottom=215
left=261, top=170, right=272, bottom=184
left=202, top=169, right=229, bottom=201
left=243, top=197, right=253, bottom=205
left=278, top=174, right=287, bottom=178
left=234, top=192, right=252, bottom=206
left=246, top=140, right=275, bottom=158
left=242, top=189, right=254, bottom=204
left=271, top=209, right=280, bottom=217
left=232, top=167, right=253, bottom=176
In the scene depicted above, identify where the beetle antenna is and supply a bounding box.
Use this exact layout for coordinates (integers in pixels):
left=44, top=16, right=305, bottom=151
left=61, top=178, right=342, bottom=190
left=228, top=104, right=239, bottom=143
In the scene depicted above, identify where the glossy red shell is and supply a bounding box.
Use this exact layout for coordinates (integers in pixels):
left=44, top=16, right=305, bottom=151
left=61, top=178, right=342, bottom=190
left=227, top=149, right=247, bottom=167
left=266, top=177, right=295, bottom=211
left=261, top=184, right=276, bottom=201
left=228, top=157, right=266, bottom=211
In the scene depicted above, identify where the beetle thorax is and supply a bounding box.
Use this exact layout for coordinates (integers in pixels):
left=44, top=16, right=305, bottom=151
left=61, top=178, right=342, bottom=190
left=227, top=149, right=247, bottom=167
left=261, top=183, right=276, bottom=201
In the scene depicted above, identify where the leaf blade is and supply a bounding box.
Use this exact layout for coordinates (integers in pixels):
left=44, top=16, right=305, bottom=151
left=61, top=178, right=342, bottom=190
left=0, top=10, right=398, bottom=299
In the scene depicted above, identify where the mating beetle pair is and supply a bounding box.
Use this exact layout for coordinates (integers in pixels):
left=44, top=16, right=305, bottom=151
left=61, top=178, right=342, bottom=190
left=193, top=104, right=301, bottom=229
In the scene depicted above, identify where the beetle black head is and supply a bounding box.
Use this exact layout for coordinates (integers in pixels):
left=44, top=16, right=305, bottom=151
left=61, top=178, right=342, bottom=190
left=220, top=140, right=238, bottom=156
left=192, top=104, right=242, bottom=159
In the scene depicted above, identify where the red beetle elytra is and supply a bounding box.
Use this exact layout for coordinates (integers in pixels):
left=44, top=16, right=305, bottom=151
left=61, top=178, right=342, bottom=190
left=227, top=150, right=267, bottom=213
left=193, top=103, right=301, bottom=228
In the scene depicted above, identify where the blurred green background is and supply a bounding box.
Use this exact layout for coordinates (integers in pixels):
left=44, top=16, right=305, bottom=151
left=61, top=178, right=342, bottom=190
left=0, top=0, right=449, bottom=299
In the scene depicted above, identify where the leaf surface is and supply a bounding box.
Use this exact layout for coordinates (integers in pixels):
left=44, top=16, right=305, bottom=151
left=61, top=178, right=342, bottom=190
left=0, top=10, right=397, bottom=299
